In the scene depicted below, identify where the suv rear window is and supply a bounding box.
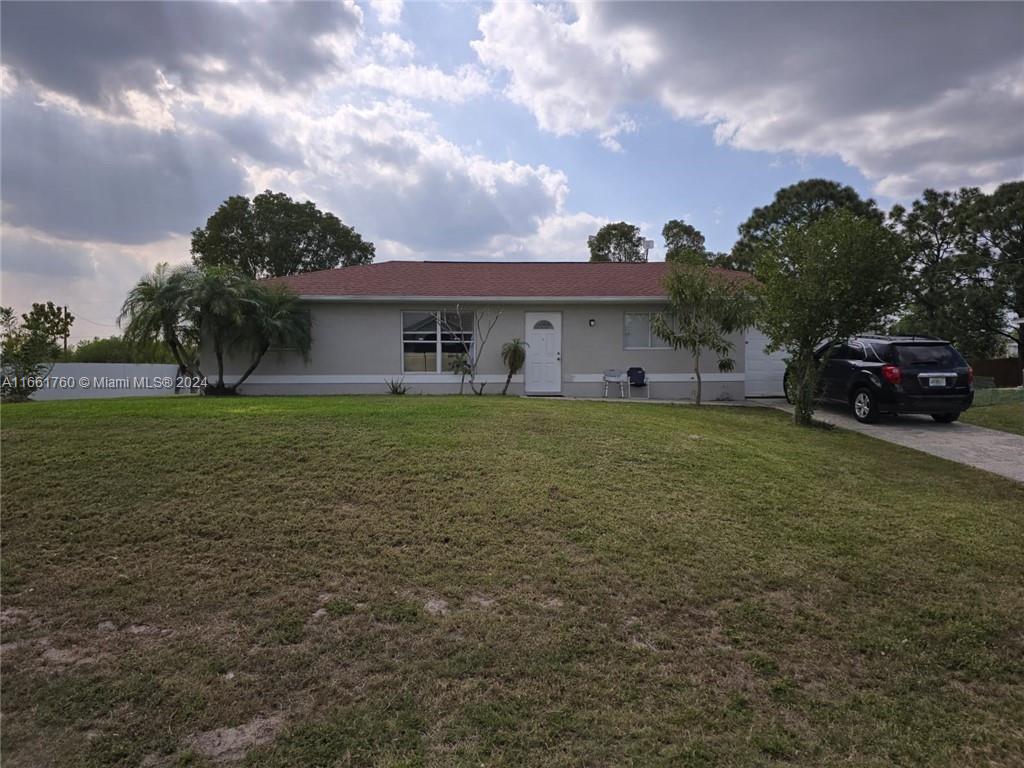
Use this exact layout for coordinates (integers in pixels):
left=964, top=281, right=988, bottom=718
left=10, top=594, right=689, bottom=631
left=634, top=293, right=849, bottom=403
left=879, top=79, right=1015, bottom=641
left=895, top=344, right=965, bottom=368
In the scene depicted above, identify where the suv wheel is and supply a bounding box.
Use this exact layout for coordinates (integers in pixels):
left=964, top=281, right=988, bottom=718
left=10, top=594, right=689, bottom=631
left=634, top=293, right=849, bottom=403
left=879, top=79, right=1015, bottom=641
left=931, top=412, right=960, bottom=423
left=851, top=388, right=879, bottom=424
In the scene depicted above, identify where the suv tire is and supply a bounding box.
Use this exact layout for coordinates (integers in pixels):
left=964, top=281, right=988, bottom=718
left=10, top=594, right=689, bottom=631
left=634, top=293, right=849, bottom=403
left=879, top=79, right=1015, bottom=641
left=851, top=387, right=879, bottom=424
left=931, top=412, right=960, bottom=423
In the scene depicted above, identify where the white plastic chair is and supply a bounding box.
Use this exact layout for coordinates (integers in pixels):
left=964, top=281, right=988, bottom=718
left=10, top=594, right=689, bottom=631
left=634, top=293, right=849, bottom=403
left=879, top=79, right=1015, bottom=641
left=603, top=369, right=626, bottom=398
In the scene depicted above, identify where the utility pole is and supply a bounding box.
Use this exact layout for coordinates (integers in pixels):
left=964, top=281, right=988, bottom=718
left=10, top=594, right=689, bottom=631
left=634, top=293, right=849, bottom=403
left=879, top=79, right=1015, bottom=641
left=63, top=305, right=69, bottom=359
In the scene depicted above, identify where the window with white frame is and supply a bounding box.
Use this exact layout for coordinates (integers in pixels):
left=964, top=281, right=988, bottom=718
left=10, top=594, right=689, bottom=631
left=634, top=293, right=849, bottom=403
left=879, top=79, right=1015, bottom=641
left=402, top=310, right=474, bottom=373
left=623, top=312, right=672, bottom=349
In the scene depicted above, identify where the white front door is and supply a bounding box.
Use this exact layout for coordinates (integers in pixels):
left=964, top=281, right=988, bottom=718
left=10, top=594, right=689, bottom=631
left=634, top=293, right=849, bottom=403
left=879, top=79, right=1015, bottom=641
left=524, top=312, right=562, bottom=395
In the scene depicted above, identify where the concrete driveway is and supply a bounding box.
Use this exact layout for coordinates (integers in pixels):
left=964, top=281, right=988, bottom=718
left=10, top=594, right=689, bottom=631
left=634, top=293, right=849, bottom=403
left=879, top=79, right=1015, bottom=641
left=750, top=398, right=1024, bottom=483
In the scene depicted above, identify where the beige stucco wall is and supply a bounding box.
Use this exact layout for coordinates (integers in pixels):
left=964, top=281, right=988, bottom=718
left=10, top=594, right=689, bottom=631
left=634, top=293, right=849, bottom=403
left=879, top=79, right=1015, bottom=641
left=201, top=300, right=746, bottom=400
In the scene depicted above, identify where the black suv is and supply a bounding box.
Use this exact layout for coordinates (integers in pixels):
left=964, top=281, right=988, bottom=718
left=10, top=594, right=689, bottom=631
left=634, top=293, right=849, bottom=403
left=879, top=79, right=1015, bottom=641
left=784, top=335, right=974, bottom=424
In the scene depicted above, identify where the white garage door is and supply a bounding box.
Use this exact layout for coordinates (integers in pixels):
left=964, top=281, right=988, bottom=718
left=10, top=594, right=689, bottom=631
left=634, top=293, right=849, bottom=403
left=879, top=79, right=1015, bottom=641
left=744, top=327, right=788, bottom=398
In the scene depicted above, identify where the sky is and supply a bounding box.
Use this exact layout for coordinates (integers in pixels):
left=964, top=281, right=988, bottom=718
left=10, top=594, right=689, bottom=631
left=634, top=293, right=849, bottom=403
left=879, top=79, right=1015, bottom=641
left=1, top=1, right=1022, bottom=343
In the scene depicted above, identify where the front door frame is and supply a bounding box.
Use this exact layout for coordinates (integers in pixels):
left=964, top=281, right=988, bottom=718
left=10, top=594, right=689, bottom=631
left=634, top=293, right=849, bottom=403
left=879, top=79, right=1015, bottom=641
left=524, top=311, right=563, bottom=395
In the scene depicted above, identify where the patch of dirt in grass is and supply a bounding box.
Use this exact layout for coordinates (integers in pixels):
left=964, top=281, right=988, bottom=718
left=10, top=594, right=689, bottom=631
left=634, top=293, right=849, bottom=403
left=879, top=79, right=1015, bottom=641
left=539, top=597, right=563, bottom=610
left=139, top=752, right=174, bottom=768
left=36, top=637, right=104, bottom=669
left=629, top=635, right=660, bottom=652
left=424, top=598, right=450, bottom=616
left=0, top=606, right=32, bottom=626
left=468, top=595, right=497, bottom=609
left=125, top=624, right=173, bottom=637
left=185, top=715, right=284, bottom=763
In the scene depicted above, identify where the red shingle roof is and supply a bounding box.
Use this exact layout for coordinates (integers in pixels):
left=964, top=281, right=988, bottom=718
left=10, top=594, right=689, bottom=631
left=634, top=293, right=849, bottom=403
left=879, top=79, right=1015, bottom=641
left=267, top=261, right=746, bottom=298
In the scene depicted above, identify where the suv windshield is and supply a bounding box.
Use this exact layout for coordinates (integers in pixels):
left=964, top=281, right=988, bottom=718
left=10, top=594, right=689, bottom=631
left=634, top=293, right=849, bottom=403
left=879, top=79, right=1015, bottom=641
left=895, top=344, right=965, bottom=368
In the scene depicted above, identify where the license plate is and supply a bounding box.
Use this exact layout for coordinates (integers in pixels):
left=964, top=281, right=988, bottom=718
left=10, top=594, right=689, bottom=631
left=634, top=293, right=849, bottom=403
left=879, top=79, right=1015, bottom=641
left=927, top=377, right=946, bottom=387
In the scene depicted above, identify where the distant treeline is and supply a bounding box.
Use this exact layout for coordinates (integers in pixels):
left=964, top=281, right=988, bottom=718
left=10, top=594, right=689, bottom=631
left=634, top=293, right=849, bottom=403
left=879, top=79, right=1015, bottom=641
left=68, top=335, right=180, bottom=364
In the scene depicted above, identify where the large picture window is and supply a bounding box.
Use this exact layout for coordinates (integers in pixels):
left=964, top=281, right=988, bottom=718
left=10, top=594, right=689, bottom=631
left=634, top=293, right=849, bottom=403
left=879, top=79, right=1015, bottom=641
left=402, top=311, right=475, bottom=373
left=624, top=312, right=672, bottom=349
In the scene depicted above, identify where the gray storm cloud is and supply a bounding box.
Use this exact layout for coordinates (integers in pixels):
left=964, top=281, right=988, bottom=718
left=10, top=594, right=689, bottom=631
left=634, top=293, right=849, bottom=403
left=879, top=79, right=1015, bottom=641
left=474, top=1, right=1024, bottom=194
left=0, top=1, right=361, bottom=110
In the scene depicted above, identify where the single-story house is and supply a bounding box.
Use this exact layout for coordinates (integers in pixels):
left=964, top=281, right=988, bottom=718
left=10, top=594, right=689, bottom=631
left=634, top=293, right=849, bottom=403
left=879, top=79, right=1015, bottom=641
left=204, top=261, right=788, bottom=399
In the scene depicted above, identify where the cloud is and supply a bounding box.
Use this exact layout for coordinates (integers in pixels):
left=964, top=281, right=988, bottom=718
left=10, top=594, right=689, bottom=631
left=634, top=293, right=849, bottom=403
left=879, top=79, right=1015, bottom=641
left=474, top=1, right=1024, bottom=194
left=1, top=87, right=246, bottom=244
left=473, top=3, right=643, bottom=147
left=246, top=100, right=570, bottom=252
left=0, top=1, right=607, bottom=331
left=373, top=32, right=416, bottom=63
left=0, top=1, right=363, bottom=113
left=0, top=228, right=191, bottom=340
left=350, top=62, right=489, bottom=103
left=1, top=227, right=98, bottom=279
left=369, top=0, right=403, bottom=27
left=485, top=211, right=609, bottom=261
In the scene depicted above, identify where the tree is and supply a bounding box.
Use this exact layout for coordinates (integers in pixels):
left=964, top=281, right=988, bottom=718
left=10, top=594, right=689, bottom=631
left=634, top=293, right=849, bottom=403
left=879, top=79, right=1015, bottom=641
left=120, top=265, right=311, bottom=395
left=652, top=264, right=759, bottom=406
left=732, top=179, right=883, bottom=271
left=500, top=338, right=528, bottom=395
left=588, top=222, right=648, bottom=262
left=1, top=307, right=55, bottom=401
left=120, top=263, right=201, bottom=377
left=231, top=284, right=312, bottom=390
left=973, top=181, right=1023, bottom=369
left=191, top=190, right=375, bottom=279
left=662, top=220, right=742, bottom=270
left=21, top=301, right=74, bottom=359
left=755, top=210, right=906, bottom=426
left=887, top=188, right=1008, bottom=360
left=438, top=306, right=502, bottom=395
left=185, top=266, right=251, bottom=393
left=73, top=335, right=177, bottom=364
left=663, top=220, right=706, bottom=264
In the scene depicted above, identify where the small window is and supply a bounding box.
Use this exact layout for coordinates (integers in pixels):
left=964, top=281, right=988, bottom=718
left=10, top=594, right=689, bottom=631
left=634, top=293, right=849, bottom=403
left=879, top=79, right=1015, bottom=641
left=865, top=342, right=896, bottom=363
left=532, top=319, right=554, bottom=330
left=624, top=312, right=671, bottom=349
left=829, top=343, right=854, bottom=360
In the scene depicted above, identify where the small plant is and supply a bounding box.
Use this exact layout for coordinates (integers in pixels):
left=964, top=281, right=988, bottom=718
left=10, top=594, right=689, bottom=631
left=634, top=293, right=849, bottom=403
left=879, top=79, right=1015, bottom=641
left=500, top=338, right=528, bottom=395
left=449, top=353, right=471, bottom=395
left=385, top=377, right=409, bottom=395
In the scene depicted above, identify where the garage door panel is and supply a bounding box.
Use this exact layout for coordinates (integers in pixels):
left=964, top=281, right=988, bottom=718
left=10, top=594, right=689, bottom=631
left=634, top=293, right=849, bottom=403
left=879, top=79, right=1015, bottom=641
left=745, top=328, right=788, bottom=397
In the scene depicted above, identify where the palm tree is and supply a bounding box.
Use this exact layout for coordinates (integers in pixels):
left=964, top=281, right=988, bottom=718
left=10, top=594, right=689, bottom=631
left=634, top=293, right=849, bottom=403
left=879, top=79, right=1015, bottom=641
left=449, top=352, right=471, bottom=395
left=182, top=266, right=251, bottom=393
left=500, top=338, right=528, bottom=395
left=232, top=284, right=312, bottom=389
left=119, top=263, right=201, bottom=377
left=121, top=265, right=310, bottom=396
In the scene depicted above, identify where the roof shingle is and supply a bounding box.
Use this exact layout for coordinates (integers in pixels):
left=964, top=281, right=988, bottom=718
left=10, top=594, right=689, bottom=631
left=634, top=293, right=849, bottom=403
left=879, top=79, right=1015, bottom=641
left=267, top=260, right=746, bottom=298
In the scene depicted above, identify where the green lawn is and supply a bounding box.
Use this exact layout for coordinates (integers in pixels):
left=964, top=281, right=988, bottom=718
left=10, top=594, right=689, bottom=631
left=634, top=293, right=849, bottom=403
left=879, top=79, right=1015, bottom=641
left=961, top=402, right=1024, bottom=436
left=2, top=396, right=1022, bottom=767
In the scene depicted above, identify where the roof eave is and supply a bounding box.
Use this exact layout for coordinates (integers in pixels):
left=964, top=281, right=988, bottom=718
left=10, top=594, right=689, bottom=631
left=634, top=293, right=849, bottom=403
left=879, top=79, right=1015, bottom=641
left=297, top=294, right=668, bottom=303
